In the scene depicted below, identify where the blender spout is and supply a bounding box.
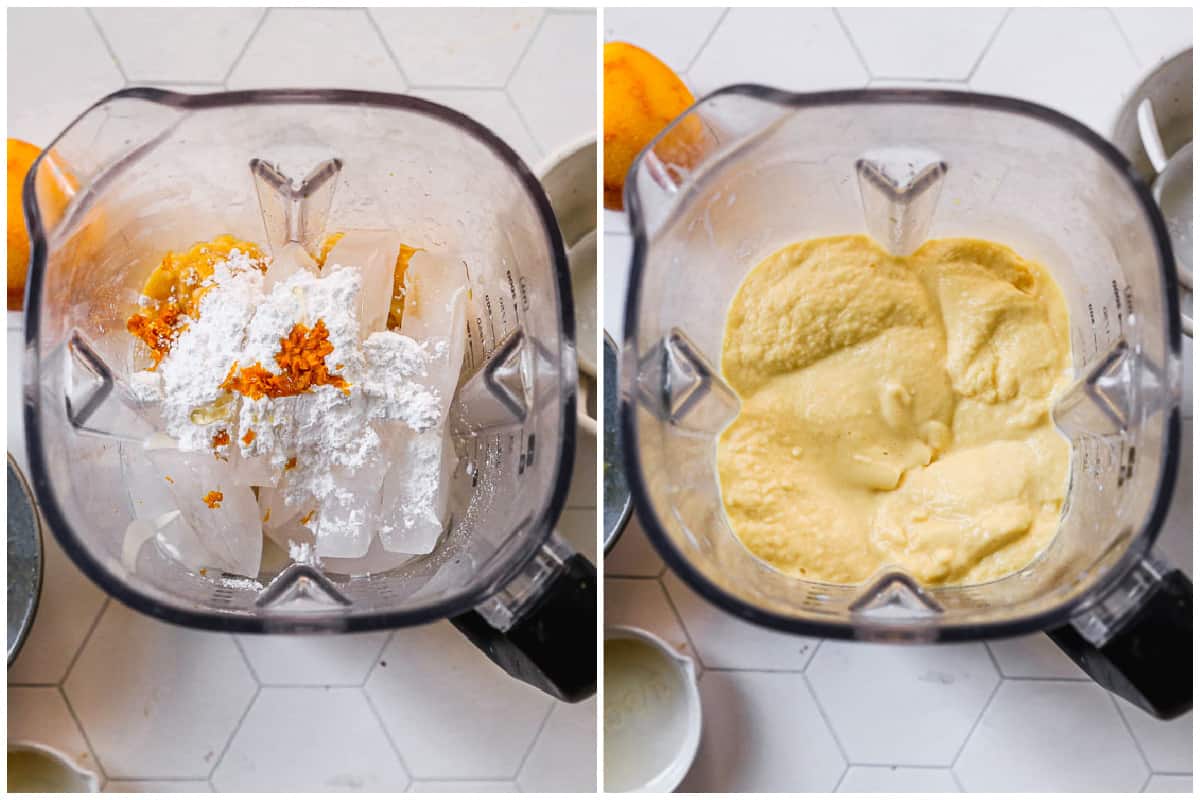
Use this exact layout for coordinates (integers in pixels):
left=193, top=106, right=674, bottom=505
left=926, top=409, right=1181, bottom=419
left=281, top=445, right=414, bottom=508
left=249, top=157, right=343, bottom=257
left=855, top=150, right=946, bottom=256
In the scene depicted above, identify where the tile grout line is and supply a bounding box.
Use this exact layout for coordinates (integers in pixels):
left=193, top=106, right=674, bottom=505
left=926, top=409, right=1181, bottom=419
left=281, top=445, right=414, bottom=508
left=1106, top=8, right=1144, bottom=68
left=502, top=12, right=554, bottom=157
left=207, top=681, right=262, bottom=784
left=221, top=6, right=271, bottom=87
left=657, top=577, right=705, bottom=669
left=60, top=597, right=111, bottom=687
left=363, top=8, right=411, bottom=87
left=506, top=88, right=550, bottom=159
left=831, top=7, right=874, bottom=82
left=229, top=634, right=262, bottom=684
left=85, top=7, right=129, bottom=82
left=1107, top=692, right=1155, bottom=776
left=801, top=670, right=853, bottom=768
left=981, top=640, right=1004, bottom=677
left=682, top=7, right=731, bottom=76
left=361, top=684, right=416, bottom=782
left=362, top=630, right=398, bottom=686
left=55, top=684, right=109, bottom=782
left=502, top=11, right=549, bottom=89
left=832, top=760, right=850, bottom=792
left=948, top=676, right=1003, bottom=772
left=361, top=629, right=397, bottom=687
left=803, top=636, right=826, bottom=674
left=511, top=700, right=557, bottom=785
left=965, top=7, right=1013, bottom=84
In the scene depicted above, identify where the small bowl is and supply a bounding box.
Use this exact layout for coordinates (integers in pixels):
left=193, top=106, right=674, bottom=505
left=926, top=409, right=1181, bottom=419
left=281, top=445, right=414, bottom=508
left=604, top=625, right=702, bottom=792
left=8, top=742, right=101, bottom=793
left=8, top=454, right=43, bottom=665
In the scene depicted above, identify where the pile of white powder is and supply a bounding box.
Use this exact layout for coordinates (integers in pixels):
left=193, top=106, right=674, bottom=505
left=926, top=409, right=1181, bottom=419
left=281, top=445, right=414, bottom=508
left=131, top=244, right=457, bottom=567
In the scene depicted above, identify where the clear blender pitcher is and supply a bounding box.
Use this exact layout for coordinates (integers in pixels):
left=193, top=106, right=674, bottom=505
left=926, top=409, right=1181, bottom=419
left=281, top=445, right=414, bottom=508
left=22, top=88, right=594, bottom=701
left=622, top=87, right=1189, bottom=718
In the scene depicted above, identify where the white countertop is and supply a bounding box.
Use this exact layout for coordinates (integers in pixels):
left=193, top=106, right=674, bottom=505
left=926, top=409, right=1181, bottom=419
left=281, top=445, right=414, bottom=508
left=603, top=7, right=1193, bottom=793
left=7, top=7, right=597, bottom=793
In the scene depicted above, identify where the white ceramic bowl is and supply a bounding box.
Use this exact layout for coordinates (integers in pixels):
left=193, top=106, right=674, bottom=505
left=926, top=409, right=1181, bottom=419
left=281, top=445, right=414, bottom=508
left=8, top=741, right=100, bottom=793
left=537, top=136, right=598, bottom=435
left=604, top=625, right=702, bottom=792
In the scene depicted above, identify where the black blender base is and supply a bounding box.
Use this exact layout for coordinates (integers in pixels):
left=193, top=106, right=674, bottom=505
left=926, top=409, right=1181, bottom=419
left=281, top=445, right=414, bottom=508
left=1048, top=569, right=1192, bottom=720
left=451, top=554, right=596, bottom=704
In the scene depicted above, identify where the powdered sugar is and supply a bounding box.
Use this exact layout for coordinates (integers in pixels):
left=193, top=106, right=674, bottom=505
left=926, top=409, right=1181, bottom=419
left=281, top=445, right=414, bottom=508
left=134, top=244, right=450, bottom=564
left=157, top=250, right=264, bottom=452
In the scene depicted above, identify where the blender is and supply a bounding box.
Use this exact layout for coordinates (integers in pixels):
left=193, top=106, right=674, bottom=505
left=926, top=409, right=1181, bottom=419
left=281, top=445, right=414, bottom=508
left=621, top=87, right=1190, bottom=718
left=22, top=88, right=594, bottom=702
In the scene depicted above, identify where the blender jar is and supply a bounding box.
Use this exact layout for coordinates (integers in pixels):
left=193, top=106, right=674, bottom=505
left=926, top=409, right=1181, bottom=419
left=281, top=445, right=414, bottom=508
left=23, top=88, right=593, bottom=702
left=622, top=87, right=1189, bottom=717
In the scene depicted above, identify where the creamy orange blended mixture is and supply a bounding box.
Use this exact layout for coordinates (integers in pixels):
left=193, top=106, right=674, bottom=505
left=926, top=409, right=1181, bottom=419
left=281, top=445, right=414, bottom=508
left=718, top=235, right=1072, bottom=586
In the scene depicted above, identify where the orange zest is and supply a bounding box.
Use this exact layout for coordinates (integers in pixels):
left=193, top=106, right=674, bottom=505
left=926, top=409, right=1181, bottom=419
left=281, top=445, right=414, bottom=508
left=203, top=490, right=224, bottom=509
left=242, top=429, right=256, bottom=445
left=299, top=509, right=315, bottom=525
left=389, top=244, right=418, bottom=329
left=314, top=232, right=345, bottom=268
left=125, top=300, right=185, bottom=369
left=211, top=429, right=230, bottom=449
left=164, top=475, right=174, bottom=484
left=221, top=319, right=349, bottom=400
left=126, top=235, right=264, bottom=367
left=284, top=456, right=297, bottom=471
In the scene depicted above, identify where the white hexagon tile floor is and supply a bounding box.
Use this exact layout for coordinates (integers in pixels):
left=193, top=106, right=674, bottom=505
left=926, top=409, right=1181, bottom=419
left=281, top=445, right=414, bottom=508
left=604, top=7, right=1192, bottom=794
left=7, top=7, right=596, bottom=793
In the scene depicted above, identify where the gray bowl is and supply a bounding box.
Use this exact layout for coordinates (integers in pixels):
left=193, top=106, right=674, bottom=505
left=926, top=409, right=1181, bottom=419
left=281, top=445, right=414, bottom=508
left=8, top=454, right=43, bottom=665
left=603, top=332, right=632, bottom=552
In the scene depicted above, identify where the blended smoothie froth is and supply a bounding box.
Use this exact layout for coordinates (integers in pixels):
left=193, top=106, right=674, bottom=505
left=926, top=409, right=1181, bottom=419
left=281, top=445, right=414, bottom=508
left=717, top=235, right=1072, bottom=586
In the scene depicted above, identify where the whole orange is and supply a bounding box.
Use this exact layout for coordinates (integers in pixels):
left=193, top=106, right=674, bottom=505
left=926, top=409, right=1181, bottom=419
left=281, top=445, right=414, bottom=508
left=7, top=138, right=75, bottom=311
left=603, top=42, right=703, bottom=211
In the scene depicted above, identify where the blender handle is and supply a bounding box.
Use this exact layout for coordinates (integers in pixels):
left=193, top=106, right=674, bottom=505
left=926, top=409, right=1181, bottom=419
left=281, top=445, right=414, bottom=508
left=1046, top=568, right=1191, bottom=720
left=450, top=543, right=596, bottom=703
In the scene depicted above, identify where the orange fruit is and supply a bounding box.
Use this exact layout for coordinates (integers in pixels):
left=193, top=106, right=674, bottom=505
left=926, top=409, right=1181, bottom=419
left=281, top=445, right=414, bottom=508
left=7, top=138, right=75, bottom=311
left=603, top=42, right=704, bottom=211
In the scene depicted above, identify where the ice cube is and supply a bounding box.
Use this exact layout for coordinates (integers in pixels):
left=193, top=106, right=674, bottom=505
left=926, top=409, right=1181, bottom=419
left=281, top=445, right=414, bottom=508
left=314, top=456, right=388, bottom=559
left=323, top=229, right=404, bottom=337
left=377, top=426, right=455, bottom=555
left=264, top=242, right=318, bottom=291
left=144, top=438, right=263, bottom=577
left=154, top=510, right=225, bottom=574
left=122, top=444, right=237, bottom=574
left=321, top=532, right=418, bottom=577
left=122, top=519, right=157, bottom=571
left=264, top=512, right=316, bottom=557
left=401, top=251, right=468, bottom=420
left=226, top=446, right=280, bottom=488
left=401, top=250, right=468, bottom=341
left=258, top=482, right=307, bottom=539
